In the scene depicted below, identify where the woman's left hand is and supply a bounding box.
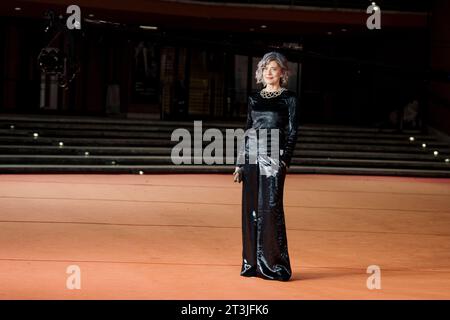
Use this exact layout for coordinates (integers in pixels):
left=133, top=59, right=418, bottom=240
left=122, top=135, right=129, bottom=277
left=233, top=167, right=243, bottom=183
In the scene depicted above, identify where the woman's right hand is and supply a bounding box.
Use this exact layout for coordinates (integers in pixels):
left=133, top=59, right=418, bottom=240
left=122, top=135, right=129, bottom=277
left=233, top=167, right=243, bottom=183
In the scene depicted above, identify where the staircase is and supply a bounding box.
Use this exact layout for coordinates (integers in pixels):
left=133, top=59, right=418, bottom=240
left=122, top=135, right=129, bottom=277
left=1, top=114, right=450, bottom=177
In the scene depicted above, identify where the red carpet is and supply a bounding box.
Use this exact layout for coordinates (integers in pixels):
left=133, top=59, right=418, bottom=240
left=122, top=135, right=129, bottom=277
left=1, top=173, right=449, bottom=299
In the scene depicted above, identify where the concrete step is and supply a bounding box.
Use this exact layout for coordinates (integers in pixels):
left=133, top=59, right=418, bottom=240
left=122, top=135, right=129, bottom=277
left=0, top=154, right=447, bottom=169
left=0, top=127, right=438, bottom=141
left=0, top=145, right=446, bottom=161
left=0, top=164, right=449, bottom=178
left=0, top=114, right=449, bottom=177
left=0, top=135, right=447, bottom=151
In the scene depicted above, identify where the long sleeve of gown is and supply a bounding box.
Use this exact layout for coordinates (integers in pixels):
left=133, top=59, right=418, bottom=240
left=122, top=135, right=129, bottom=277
left=236, top=96, right=253, bottom=168
left=280, top=96, right=299, bottom=168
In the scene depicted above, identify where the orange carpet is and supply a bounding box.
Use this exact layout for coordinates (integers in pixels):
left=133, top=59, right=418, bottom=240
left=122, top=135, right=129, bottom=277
left=0, top=173, right=449, bottom=299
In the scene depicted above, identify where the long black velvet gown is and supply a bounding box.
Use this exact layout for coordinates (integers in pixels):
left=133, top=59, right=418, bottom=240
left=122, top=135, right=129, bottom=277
left=236, top=88, right=299, bottom=281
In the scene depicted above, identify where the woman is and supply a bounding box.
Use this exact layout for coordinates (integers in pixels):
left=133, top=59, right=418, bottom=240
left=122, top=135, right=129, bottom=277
left=233, top=51, right=299, bottom=281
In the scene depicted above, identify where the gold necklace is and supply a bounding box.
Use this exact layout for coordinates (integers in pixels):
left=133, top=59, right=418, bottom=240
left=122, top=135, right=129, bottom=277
left=260, top=87, right=287, bottom=99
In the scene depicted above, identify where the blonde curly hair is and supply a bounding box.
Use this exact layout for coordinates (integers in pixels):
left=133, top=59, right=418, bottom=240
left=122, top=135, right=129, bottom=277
left=255, top=51, right=289, bottom=87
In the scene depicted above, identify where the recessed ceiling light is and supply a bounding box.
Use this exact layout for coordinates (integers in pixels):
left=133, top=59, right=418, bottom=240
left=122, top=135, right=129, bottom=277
left=260, top=25, right=267, bottom=29
left=14, top=7, right=21, bottom=11
left=327, top=31, right=333, bottom=35
left=88, top=13, right=95, bottom=18
left=341, top=28, right=347, bottom=32
left=139, top=25, right=158, bottom=30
